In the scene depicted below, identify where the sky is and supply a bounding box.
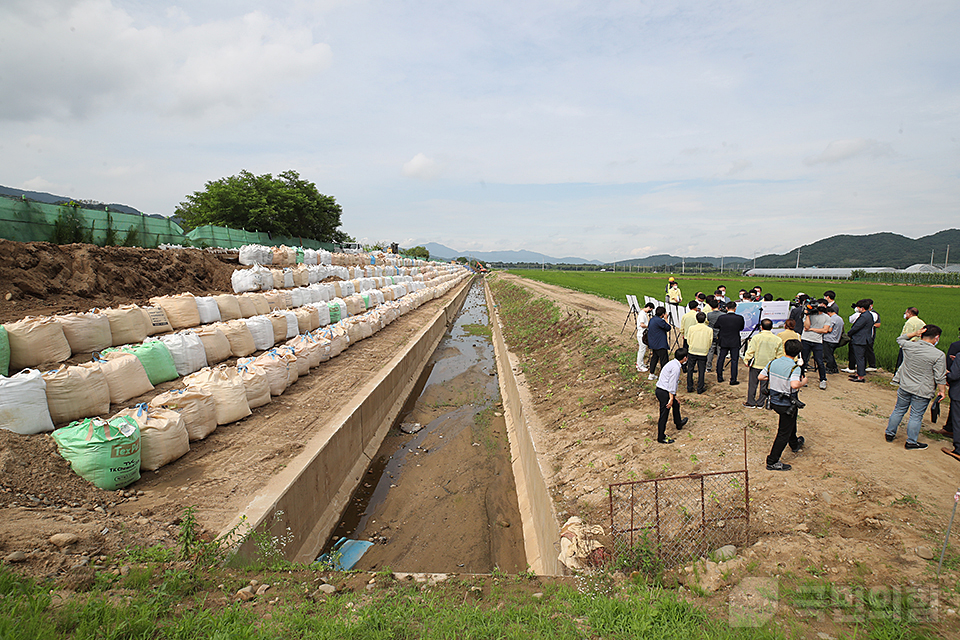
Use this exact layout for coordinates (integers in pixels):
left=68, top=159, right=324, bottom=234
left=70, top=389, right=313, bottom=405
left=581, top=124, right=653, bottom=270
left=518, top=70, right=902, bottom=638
left=1, top=0, right=958, bottom=262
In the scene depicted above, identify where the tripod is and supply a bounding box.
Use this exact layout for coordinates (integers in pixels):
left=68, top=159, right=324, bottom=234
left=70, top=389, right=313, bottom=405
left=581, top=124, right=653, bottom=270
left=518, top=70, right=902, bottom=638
left=621, top=295, right=640, bottom=335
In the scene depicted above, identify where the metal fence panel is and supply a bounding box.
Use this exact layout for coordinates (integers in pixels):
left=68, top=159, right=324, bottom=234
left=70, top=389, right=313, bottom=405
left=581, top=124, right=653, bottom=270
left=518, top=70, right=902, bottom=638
left=610, top=469, right=749, bottom=568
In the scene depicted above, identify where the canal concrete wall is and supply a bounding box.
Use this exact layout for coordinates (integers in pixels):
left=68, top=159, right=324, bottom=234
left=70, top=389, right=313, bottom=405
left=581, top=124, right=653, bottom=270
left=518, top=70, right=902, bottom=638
left=222, top=276, right=475, bottom=563
left=484, top=280, right=564, bottom=576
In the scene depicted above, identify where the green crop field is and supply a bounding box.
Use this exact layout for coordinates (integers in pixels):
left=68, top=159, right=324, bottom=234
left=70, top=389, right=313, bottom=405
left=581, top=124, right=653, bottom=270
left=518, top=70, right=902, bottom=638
left=507, top=269, right=960, bottom=371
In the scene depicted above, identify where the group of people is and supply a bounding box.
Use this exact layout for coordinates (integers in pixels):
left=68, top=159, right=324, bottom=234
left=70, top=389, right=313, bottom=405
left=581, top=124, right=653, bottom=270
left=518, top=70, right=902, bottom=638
left=634, top=280, right=958, bottom=470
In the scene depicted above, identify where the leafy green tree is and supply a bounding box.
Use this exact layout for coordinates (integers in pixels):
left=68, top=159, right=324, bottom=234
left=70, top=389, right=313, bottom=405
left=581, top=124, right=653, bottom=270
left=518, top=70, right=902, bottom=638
left=174, top=170, right=349, bottom=242
left=402, top=245, right=429, bottom=260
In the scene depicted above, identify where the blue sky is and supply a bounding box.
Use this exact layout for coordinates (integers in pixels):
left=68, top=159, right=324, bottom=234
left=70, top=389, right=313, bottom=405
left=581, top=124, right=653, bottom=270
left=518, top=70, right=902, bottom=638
left=2, top=1, right=957, bottom=262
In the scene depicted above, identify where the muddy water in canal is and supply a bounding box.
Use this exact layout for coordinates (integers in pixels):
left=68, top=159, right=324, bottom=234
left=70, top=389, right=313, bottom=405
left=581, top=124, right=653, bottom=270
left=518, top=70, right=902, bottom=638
left=328, top=280, right=526, bottom=573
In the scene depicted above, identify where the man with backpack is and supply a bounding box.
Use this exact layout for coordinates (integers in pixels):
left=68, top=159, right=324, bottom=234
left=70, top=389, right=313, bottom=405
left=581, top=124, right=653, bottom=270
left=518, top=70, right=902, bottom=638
left=759, top=339, right=807, bottom=471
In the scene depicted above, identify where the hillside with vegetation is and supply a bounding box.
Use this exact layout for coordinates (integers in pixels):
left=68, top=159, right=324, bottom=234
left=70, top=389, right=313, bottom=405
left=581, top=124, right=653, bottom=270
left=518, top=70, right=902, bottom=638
left=754, top=229, right=960, bottom=269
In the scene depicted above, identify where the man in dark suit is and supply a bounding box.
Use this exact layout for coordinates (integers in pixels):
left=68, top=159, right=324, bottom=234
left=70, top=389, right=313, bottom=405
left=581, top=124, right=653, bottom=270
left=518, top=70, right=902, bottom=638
left=847, top=300, right=874, bottom=382
left=943, top=351, right=960, bottom=462
left=714, top=301, right=745, bottom=385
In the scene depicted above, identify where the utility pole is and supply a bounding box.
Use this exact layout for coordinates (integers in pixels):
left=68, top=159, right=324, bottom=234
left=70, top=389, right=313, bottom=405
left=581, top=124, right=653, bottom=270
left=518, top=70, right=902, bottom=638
left=931, top=249, right=935, bottom=266
left=946, top=245, right=950, bottom=268
left=796, top=248, right=801, bottom=269
left=682, top=257, right=685, bottom=274
left=720, top=255, right=724, bottom=273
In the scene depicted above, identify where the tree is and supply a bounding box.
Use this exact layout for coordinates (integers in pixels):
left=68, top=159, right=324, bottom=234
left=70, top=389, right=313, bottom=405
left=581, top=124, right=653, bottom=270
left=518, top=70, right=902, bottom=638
left=402, top=245, right=429, bottom=260
left=174, top=170, right=349, bottom=242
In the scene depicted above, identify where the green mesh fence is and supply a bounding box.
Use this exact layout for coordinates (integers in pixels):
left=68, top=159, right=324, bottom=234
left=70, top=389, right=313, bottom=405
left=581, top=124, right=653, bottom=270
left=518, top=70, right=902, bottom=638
left=0, top=197, right=184, bottom=247
left=0, top=196, right=339, bottom=251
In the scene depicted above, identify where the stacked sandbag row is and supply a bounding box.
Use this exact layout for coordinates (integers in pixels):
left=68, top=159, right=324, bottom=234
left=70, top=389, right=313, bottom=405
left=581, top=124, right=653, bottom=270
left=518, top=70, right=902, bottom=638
left=1, top=270, right=465, bottom=431
left=238, top=244, right=334, bottom=267
left=231, top=263, right=427, bottom=294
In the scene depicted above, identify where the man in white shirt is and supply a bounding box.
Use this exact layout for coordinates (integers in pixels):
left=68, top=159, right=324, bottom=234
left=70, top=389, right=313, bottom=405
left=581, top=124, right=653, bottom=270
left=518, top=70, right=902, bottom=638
left=636, top=302, right=654, bottom=372
left=655, top=348, right=690, bottom=444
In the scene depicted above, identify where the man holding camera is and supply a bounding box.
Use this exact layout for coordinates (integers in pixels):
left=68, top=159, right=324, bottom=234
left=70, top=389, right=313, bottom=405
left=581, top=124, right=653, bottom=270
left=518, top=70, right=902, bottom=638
left=801, top=298, right=831, bottom=390
left=760, top=339, right=807, bottom=471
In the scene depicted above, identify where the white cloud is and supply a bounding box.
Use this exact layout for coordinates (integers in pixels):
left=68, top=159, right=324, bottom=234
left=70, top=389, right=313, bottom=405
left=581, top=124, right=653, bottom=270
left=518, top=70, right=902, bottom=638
left=21, top=176, right=61, bottom=192
left=402, top=153, right=441, bottom=180
left=0, top=0, right=332, bottom=122
left=804, top=139, right=894, bottom=166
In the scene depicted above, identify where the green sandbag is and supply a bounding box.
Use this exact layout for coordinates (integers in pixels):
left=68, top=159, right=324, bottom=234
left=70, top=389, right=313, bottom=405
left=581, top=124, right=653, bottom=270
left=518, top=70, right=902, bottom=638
left=103, top=341, right=179, bottom=385
left=0, top=326, right=8, bottom=377
left=361, top=293, right=371, bottom=309
left=52, top=416, right=141, bottom=490
left=296, top=247, right=305, bottom=264
left=328, top=301, right=341, bottom=324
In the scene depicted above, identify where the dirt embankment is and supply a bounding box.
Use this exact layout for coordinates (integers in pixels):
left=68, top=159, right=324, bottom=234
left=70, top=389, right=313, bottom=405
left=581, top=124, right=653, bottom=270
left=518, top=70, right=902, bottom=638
left=0, top=239, right=236, bottom=323
left=493, top=272, right=960, bottom=603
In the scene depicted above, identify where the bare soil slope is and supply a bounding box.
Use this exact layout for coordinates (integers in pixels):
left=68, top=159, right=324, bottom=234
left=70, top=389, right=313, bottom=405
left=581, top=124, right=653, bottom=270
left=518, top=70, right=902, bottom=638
left=496, top=272, right=960, bottom=606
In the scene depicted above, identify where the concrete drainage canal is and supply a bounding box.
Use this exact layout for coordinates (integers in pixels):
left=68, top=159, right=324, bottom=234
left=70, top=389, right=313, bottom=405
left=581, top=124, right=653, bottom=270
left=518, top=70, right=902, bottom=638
left=322, top=280, right=527, bottom=573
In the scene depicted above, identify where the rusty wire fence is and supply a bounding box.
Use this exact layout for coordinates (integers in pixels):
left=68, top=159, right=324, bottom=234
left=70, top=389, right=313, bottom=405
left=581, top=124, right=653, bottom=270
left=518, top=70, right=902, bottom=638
left=609, top=429, right=750, bottom=570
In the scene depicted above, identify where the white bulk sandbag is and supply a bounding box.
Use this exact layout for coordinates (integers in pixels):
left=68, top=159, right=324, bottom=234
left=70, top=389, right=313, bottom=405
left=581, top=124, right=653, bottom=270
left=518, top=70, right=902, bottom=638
left=243, top=316, right=275, bottom=351
left=57, top=311, right=112, bottom=354
left=216, top=320, right=257, bottom=357
left=114, top=404, right=190, bottom=472
left=241, top=292, right=271, bottom=316
left=214, top=294, right=242, bottom=321
left=303, top=249, right=318, bottom=265
left=5, top=316, right=72, bottom=371
left=195, top=297, right=222, bottom=324
left=0, top=369, right=55, bottom=434
left=42, top=363, right=112, bottom=425
left=289, top=288, right=305, bottom=308
left=236, top=362, right=272, bottom=409
left=141, top=305, right=172, bottom=336
left=231, top=268, right=258, bottom=294
left=183, top=366, right=252, bottom=425
left=279, top=310, right=299, bottom=338
left=294, top=307, right=320, bottom=334
left=150, top=387, right=217, bottom=441
left=98, top=352, right=154, bottom=405
left=311, top=302, right=331, bottom=327
left=194, top=325, right=232, bottom=365
left=150, top=293, right=201, bottom=330
left=104, top=305, right=148, bottom=346
left=158, top=331, right=208, bottom=376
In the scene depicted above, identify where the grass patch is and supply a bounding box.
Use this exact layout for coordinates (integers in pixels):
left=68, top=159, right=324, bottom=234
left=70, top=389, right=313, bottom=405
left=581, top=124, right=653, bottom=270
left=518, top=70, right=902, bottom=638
left=461, top=323, right=492, bottom=338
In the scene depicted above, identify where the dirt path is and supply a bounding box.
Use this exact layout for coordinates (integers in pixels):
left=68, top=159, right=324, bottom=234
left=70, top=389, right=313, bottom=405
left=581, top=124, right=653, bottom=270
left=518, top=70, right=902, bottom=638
left=497, top=272, right=960, bottom=600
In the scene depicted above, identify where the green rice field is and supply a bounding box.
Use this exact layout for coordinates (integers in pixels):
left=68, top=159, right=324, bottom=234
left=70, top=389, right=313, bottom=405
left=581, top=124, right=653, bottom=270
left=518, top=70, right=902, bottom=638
left=507, top=269, right=960, bottom=372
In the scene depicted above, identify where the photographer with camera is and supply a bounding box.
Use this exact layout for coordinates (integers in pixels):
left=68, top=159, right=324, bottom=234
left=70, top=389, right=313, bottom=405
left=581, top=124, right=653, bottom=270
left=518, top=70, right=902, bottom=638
left=759, top=339, right=807, bottom=471
left=801, top=298, right=831, bottom=390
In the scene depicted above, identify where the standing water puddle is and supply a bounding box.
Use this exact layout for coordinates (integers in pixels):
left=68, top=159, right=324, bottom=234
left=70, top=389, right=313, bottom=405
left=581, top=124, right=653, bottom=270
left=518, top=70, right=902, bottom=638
left=324, top=280, right=526, bottom=573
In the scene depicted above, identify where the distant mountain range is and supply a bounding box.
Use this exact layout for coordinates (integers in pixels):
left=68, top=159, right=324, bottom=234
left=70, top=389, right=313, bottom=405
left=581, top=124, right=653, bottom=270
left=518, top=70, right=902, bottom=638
left=752, top=229, right=960, bottom=270
left=422, top=243, right=605, bottom=265
left=0, top=185, right=164, bottom=219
